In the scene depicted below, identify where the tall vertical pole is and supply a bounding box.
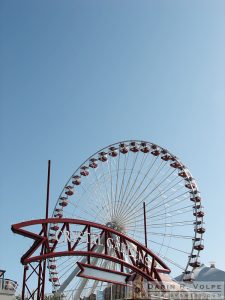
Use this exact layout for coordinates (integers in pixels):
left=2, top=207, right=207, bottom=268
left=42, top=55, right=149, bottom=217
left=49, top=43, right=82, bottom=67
left=143, top=202, right=148, bottom=248
left=45, top=160, right=51, bottom=219
left=41, top=160, right=51, bottom=300
left=20, top=161, right=52, bottom=300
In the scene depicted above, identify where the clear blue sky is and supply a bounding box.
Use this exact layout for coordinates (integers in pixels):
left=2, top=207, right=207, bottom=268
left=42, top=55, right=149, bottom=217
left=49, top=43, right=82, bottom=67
left=0, top=0, right=225, bottom=294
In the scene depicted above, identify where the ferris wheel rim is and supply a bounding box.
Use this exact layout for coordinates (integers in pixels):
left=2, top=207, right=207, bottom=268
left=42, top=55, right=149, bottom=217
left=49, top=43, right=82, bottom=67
left=49, top=140, right=205, bottom=293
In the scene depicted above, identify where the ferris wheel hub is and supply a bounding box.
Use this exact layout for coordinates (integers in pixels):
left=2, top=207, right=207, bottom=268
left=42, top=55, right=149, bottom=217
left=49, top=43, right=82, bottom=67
left=106, top=221, right=125, bottom=232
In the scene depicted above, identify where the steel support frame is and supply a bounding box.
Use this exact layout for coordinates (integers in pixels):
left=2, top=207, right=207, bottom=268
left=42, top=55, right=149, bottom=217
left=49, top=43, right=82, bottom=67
left=12, top=218, right=171, bottom=300
left=19, top=161, right=51, bottom=300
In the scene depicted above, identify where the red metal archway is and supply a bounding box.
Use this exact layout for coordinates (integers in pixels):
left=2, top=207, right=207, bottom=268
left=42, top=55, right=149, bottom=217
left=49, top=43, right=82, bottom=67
left=12, top=218, right=171, bottom=299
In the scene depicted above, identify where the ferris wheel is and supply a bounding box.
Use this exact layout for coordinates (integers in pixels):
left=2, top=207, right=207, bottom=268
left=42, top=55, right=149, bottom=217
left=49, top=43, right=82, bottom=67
left=48, top=140, right=205, bottom=299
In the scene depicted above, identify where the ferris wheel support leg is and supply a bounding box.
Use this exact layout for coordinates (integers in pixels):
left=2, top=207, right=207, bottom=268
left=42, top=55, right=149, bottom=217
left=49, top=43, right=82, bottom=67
left=57, top=264, right=81, bottom=294
left=21, top=265, right=28, bottom=300
left=71, top=251, right=107, bottom=300
left=73, top=278, right=89, bottom=300
left=88, top=259, right=110, bottom=297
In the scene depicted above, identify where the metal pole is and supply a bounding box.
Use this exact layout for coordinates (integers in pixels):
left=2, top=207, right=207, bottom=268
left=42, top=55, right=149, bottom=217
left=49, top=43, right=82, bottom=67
left=42, top=160, right=51, bottom=300
left=143, top=202, right=148, bottom=248
left=22, top=265, right=28, bottom=300
left=45, top=160, right=51, bottom=219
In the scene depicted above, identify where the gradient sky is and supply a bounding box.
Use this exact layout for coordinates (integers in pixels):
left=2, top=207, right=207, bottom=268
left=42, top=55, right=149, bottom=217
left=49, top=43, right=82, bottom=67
left=1, top=0, right=225, bottom=294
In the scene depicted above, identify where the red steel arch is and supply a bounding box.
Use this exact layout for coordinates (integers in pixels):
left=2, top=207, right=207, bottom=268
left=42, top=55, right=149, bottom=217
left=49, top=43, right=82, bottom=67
left=12, top=218, right=171, bottom=299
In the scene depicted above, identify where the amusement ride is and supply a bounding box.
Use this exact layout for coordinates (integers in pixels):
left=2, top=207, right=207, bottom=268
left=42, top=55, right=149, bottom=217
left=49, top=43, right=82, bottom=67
left=12, top=140, right=205, bottom=300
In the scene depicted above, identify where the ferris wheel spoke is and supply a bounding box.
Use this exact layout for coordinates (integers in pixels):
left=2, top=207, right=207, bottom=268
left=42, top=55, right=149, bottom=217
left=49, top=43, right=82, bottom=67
left=68, top=201, right=105, bottom=222
left=116, top=149, right=130, bottom=211
left=98, top=160, right=114, bottom=220
left=145, top=205, right=193, bottom=221
left=56, top=256, right=75, bottom=268
left=105, top=156, right=117, bottom=221
left=160, top=255, right=185, bottom=271
left=149, top=219, right=194, bottom=226
left=145, top=174, right=183, bottom=207
left=114, top=148, right=134, bottom=220
left=118, top=159, right=168, bottom=222
left=59, top=262, right=78, bottom=281
left=149, top=231, right=194, bottom=239
left=134, top=206, right=194, bottom=222
left=113, top=148, right=122, bottom=215
left=132, top=234, right=189, bottom=255
left=149, top=191, right=190, bottom=213
left=126, top=175, right=184, bottom=221
left=150, top=200, right=191, bottom=221
left=148, top=205, right=193, bottom=219
left=142, top=168, right=178, bottom=204
left=115, top=152, right=140, bottom=219
left=119, top=156, right=152, bottom=219
left=79, top=191, right=108, bottom=220
left=144, top=178, right=184, bottom=209
left=127, top=159, right=167, bottom=207
left=114, top=152, right=133, bottom=219
left=57, top=257, right=87, bottom=284
left=92, top=167, right=113, bottom=220
left=115, top=152, right=148, bottom=219
left=118, top=151, right=147, bottom=212
left=145, top=210, right=193, bottom=223
left=124, top=210, right=193, bottom=228
left=77, top=183, right=111, bottom=221
left=117, top=155, right=159, bottom=219
left=127, top=162, right=176, bottom=214
left=68, top=200, right=108, bottom=223
left=148, top=221, right=195, bottom=228
left=67, top=174, right=111, bottom=221
left=127, top=230, right=193, bottom=239
left=121, top=185, right=189, bottom=225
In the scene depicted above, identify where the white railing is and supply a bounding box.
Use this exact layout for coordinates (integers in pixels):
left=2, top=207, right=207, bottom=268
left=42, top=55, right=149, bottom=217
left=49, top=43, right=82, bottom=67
left=0, top=278, right=18, bottom=293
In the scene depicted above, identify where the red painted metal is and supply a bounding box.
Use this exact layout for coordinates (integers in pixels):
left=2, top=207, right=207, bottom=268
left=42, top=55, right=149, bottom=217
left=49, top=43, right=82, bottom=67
left=12, top=218, right=170, bottom=271
left=45, top=160, right=51, bottom=220
left=42, top=160, right=51, bottom=299
left=12, top=218, right=171, bottom=294
left=21, top=265, right=28, bottom=300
